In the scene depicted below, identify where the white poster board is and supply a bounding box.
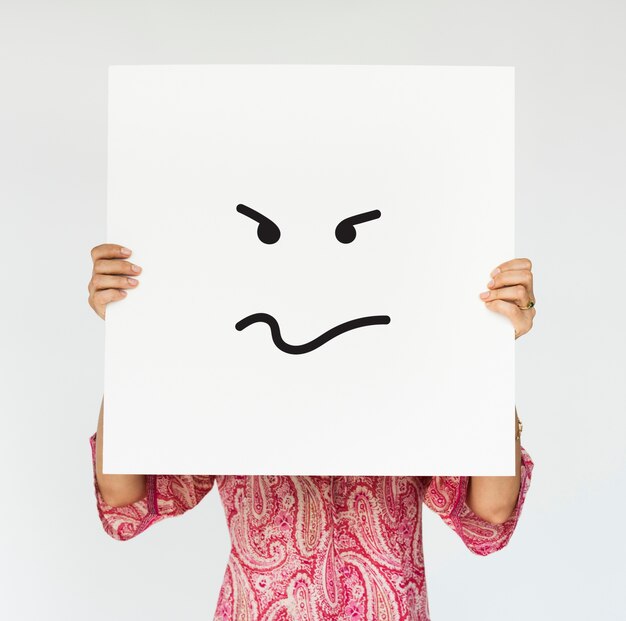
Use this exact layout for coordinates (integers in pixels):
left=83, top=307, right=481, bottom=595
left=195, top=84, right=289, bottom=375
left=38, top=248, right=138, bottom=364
left=104, top=64, right=515, bottom=476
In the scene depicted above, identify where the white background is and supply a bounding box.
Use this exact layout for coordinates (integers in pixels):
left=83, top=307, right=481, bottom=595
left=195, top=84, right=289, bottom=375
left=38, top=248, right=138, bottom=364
left=105, top=64, right=514, bottom=476
left=1, top=1, right=624, bottom=619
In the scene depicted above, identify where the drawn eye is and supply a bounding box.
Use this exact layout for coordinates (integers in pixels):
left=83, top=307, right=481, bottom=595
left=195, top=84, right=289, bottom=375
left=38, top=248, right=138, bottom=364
left=335, top=210, right=382, bottom=244
left=236, top=204, right=281, bottom=244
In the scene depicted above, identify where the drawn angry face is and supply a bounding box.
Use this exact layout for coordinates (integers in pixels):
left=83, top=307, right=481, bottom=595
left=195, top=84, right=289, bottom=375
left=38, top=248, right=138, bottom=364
left=234, top=203, right=391, bottom=354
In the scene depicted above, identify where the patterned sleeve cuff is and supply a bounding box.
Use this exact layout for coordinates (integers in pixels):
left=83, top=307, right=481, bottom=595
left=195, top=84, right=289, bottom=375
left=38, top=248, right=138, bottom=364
left=453, top=445, right=534, bottom=555
left=89, top=432, right=162, bottom=541
left=88, top=432, right=216, bottom=540
left=424, top=445, right=534, bottom=556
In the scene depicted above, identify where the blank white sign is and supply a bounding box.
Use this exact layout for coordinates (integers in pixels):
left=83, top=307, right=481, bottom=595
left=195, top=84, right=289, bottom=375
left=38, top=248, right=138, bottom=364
left=104, top=64, right=515, bottom=476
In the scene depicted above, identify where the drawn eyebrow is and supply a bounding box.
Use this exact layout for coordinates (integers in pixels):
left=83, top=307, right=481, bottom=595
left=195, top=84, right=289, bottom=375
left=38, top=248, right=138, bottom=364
left=236, top=203, right=281, bottom=244
left=335, top=209, right=382, bottom=244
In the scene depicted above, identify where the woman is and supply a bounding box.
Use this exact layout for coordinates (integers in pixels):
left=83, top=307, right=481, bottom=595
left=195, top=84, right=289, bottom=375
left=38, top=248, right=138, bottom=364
left=88, top=243, right=536, bottom=621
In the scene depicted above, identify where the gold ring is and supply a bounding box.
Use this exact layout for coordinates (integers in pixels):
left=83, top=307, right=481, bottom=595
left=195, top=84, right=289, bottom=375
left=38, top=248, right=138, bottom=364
left=519, top=299, right=535, bottom=310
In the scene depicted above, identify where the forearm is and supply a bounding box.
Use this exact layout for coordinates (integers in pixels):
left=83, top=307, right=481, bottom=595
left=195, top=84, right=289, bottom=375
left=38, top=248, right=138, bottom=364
left=466, top=408, right=522, bottom=524
left=95, top=395, right=147, bottom=507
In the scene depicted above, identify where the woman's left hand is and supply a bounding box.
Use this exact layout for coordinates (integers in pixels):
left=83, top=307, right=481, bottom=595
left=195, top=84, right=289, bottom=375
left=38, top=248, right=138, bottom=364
left=479, top=257, right=536, bottom=339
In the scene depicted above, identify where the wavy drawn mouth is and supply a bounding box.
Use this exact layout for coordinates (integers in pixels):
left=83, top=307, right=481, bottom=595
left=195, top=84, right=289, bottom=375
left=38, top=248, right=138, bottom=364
left=235, top=313, right=391, bottom=355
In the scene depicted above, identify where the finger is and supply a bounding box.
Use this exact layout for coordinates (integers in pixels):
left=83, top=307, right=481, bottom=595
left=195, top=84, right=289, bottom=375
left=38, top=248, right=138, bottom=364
left=488, top=269, right=533, bottom=292
left=490, top=257, right=532, bottom=277
left=93, top=258, right=142, bottom=276
left=480, top=284, right=532, bottom=307
left=91, top=244, right=132, bottom=262
left=92, top=288, right=128, bottom=307
left=91, top=274, right=140, bottom=292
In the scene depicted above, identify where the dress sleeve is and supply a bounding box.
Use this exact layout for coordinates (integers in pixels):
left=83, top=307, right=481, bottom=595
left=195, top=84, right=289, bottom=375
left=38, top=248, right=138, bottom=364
left=421, top=444, right=534, bottom=556
left=89, top=431, right=216, bottom=541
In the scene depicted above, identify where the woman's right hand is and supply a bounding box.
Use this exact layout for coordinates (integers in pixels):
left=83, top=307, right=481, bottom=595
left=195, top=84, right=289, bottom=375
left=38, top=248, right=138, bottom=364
left=88, top=243, right=142, bottom=320
left=89, top=244, right=147, bottom=507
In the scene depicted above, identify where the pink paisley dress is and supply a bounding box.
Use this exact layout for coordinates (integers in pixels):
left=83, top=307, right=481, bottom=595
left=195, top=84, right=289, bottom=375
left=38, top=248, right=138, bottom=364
left=89, top=432, right=534, bottom=620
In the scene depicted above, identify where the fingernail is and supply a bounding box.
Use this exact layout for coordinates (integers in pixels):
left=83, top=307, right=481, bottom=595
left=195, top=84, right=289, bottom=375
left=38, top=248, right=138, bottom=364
left=131, top=264, right=141, bottom=273
left=120, top=247, right=131, bottom=256
left=480, top=291, right=490, bottom=299
left=120, top=289, right=127, bottom=296
left=127, top=277, right=138, bottom=285
left=490, top=267, right=501, bottom=277
left=487, top=279, right=495, bottom=287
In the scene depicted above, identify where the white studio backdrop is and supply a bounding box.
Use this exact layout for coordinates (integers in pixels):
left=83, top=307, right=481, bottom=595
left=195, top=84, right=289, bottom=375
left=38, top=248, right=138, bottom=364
left=105, top=64, right=514, bottom=476
left=1, top=1, right=624, bottom=620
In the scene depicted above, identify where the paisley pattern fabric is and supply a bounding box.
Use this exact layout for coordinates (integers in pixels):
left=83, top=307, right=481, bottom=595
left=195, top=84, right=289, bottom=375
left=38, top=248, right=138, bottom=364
left=89, top=432, right=534, bottom=620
